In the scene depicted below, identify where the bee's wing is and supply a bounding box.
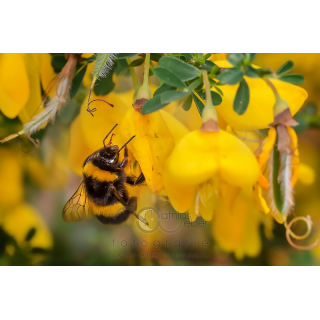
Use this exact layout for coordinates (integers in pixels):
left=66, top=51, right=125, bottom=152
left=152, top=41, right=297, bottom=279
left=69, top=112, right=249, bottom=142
left=62, top=182, right=92, bottom=222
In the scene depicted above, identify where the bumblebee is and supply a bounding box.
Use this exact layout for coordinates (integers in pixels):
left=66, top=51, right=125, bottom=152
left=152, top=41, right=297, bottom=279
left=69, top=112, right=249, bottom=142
left=62, top=124, right=148, bottom=225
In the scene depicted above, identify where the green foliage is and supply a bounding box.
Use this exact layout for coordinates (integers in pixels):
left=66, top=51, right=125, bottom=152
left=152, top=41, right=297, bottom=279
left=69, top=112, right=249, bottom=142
left=191, top=92, right=205, bottom=115
left=152, top=67, right=187, bottom=88
left=141, top=95, right=168, bottom=114
left=227, top=53, right=245, bottom=67
left=278, top=74, right=304, bottom=85
left=160, top=91, right=189, bottom=104
left=93, top=64, right=116, bottom=96
left=153, top=83, right=174, bottom=96
left=216, top=68, right=244, bottom=85
left=233, top=79, right=249, bottom=115
left=276, top=60, right=294, bottom=75
left=195, top=89, right=222, bottom=106
left=158, top=56, right=201, bottom=81
left=181, top=95, right=192, bottom=111
left=70, top=64, right=87, bottom=98
left=118, top=53, right=138, bottom=59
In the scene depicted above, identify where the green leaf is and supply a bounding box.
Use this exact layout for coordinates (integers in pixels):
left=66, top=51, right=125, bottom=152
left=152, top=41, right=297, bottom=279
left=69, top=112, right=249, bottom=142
left=25, top=227, right=36, bottom=242
left=245, top=65, right=259, bottom=78
left=141, top=95, right=168, bottom=114
left=118, top=53, right=138, bottom=59
left=117, top=58, right=145, bottom=76
left=186, top=78, right=203, bottom=92
left=93, top=64, right=116, bottom=96
left=216, top=68, right=244, bottom=85
left=93, top=53, right=117, bottom=80
left=227, top=53, right=244, bottom=66
left=115, top=59, right=130, bottom=76
left=181, top=95, right=192, bottom=111
left=198, top=60, right=216, bottom=71
left=51, top=54, right=67, bottom=73
left=160, top=91, right=189, bottom=104
left=213, top=85, right=223, bottom=96
left=279, top=74, right=304, bottom=85
left=70, top=64, right=87, bottom=98
left=249, top=53, right=258, bottom=61
left=233, top=79, right=249, bottom=115
left=196, top=90, right=222, bottom=106
left=152, top=67, right=187, bottom=88
left=154, top=83, right=174, bottom=96
left=191, top=92, right=205, bottom=115
left=276, top=60, right=294, bottom=75
left=180, top=53, right=193, bottom=61
left=158, top=56, right=201, bottom=81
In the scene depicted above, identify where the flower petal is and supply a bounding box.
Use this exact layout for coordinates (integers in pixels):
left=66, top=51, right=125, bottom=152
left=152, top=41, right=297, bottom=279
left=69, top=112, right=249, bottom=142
left=119, top=108, right=175, bottom=194
left=0, top=53, right=29, bottom=118
left=18, top=54, right=43, bottom=123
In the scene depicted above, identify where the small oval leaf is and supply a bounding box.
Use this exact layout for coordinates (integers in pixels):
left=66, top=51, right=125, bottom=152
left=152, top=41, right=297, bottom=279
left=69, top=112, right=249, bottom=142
left=278, top=74, right=304, bottom=85
left=181, top=95, right=192, bottom=111
left=276, top=60, right=294, bottom=75
left=233, top=79, right=249, bottom=115
left=141, top=95, right=168, bottom=114
left=216, top=68, right=244, bottom=85
left=196, top=90, right=222, bottom=106
left=152, top=67, right=187, bottom=88
left=160, top=91, right=189, bottom=104
left=154, top=83, right=174, bottom=97
left=191, top=92, right=205, bottom=115
left=159, top=56, right=201, bottom=81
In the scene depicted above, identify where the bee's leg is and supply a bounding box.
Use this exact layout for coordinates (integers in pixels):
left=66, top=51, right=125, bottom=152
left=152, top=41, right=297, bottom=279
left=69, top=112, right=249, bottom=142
left=128, top=197, right=138, bottom=211
left=118, top=145, right=128, bottom=169
left=126, top=172, right=145, bottom=186
left=110, top=186, right=148, bottom=226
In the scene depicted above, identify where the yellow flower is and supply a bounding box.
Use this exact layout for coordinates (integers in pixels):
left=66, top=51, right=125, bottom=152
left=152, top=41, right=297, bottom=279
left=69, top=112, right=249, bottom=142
left=164, top=129, right=260, bottom=220
left=214, top=60, right=308, bottom=131
left=0, top=203, right=53, bottom=251
left=212, top=187, right=273, bottom=260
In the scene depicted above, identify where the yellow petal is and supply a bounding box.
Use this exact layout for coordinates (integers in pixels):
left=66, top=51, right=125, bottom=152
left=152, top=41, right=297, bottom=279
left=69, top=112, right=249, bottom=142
left=298, top=163, right=315, bottom=185
left=287, top=126, right=299, bottom=186
left=219, top=130, right=260, bottom=187
left=163, top=164, right=195, bottom=213
left=166, top=129, right=259, bottom=187
left=212, top=187, right=265, bottom=260
left=119, top=108, right=175, bottom=194
left=39, top=53, right=57, bottom=98
left=0, top=202, right=53, bottom=250
left=68, top=115, right=96, bottom=176
left=214, top=60, right=308, bottom=131
left=80, top=91, right=132, bottom=151
left=159, top=109, right=189, bottom=144
left=0, top=149, right=23, bottom=208
left=166, top=130, right=219, bottom=186
left=18, top=54, right=43, bottom=123
left=252, top=184, right=270, bottom=214
left=256, top=127, right=277, bottom=189
left=0, top=53, right=30, bottom=118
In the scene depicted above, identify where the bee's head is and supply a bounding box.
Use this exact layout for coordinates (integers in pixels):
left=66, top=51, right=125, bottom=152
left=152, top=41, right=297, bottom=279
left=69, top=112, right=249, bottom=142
left=97, top=145, right=120, bottom=165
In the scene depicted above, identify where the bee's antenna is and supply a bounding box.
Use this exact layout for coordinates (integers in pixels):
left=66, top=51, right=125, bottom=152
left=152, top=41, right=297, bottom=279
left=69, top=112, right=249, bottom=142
left=118, top=135, right=135, bottom=153
left=103, top=124, right=118, bottom=149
